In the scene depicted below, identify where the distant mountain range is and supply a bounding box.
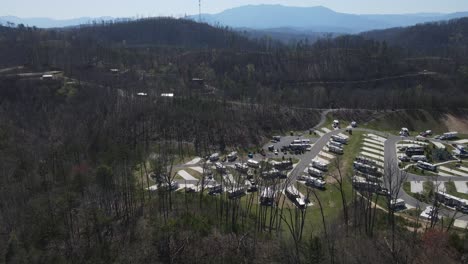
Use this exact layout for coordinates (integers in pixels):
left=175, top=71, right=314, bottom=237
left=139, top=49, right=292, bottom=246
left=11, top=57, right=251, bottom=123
left=191, top=5, right=468, bottom=33
left=0, top=16, right=114, bottom=28
left=2, top=4, right=468, bottom=38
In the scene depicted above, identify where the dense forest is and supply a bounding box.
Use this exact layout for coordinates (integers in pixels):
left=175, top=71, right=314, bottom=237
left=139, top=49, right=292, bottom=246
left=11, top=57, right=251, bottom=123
left=0, top=17, right=467, bottom=263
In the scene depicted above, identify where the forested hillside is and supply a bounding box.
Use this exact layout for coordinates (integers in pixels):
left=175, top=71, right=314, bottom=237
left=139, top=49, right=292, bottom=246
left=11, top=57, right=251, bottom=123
left=0, top=17, right=467, bottom=263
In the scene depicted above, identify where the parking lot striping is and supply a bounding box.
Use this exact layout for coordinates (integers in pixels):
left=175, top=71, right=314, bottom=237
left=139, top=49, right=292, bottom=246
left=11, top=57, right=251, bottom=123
left=454, top=219, right=468, bottom=229
left=438, top=171, right=456, bottom=177
left=403, top=140, right=428, bottom=146
left=431, top=141, right=446, bottom=149
left=319, top=151, right=335, bottom=160
left=433, top=181, right=446, bottom=192
left=363, top=138, right=384, bottom=146
left=410, top=181, right=424, bottom=194
left=454, top=181, right=468, bottom=194
left=453, top=139, right=468, bottom=144
left=337, top=133, right=349, bottom=139
left=363, top=142, right=385, bottom=151
left=438, top=166, right=468, bottom=177
left=185, top=157, right=201, bottom=165
left=177, top=170, right=198, bottom=182
left=312, top=156, right=330, bottom=165
left=366, top=134, right=387, bottom=142
left=321, top=127, right=331, bottom=133
left=360, top=151, right=385, bottom=161
left=189, top=166, right=204, bottom=174
left=315, top=130, right=325, bottom=137
left=361, top=147, right=384, bottom=156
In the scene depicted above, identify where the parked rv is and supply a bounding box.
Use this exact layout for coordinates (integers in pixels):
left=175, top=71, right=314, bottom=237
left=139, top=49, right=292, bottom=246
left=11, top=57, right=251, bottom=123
left=209, top=153, right=220, bottom=162
left=399, top=127, right=409, bottom=137
left=417, top=161, right=437, bottom=171
left=440, top=131, right=458, bottom=140
left=312, top=159, right=328, bottom=171
left=328, top=140, right=343, bottom=148
left=390, top=198, right=406, bottom=210
left=260, top=187, right=276, bottom=206
left=215, top=162, right=226, bottom=172
left=247, top=159, right=260, bottom=168
left=331, top=135, right=348, bottom=144
left=228, top=188, right=246, bottom=199
left=308, top=167, right=324, bottom=178
left=405, top=146, right=424, bottom=156
left=411, top=155, right=427, bottom=162
left=235, top=162, right=249, bottom=173
left=227, top=151, right=238, bottom=162
left=306, top=177, right=326, bottom=189
left=328, top=145, right=344, bottom=154
left=208, top=185, right=223, bottom=195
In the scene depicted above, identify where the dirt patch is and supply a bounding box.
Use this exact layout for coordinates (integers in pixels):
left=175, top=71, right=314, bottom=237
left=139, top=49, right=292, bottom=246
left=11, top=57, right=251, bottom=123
left=326, top=176, right=337, bottom=184
left=443, top=114, right=468, bottom=133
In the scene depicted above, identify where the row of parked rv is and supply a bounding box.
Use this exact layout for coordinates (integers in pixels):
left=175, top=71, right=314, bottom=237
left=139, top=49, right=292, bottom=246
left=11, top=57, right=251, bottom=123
left=208, top=151, right=238, bottom=162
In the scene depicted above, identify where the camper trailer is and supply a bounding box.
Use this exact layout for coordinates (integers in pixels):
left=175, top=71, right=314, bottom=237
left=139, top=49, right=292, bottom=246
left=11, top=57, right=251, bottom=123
left=400, top=128, right=409, bottom=137
left=228, top=187, right=246, bottom=199
left=411, top=155, right=428, bottom=162
left=441, top=132, right=458, bottom=140
left=247, top=159, right=260, bottom=168
left=235, top=162, right=249, bottom=172
left=328, top=140, right=343, bottom=148
left=417, top=161, right=437, bottom=171
left=353, top=161, right=379, bottom=176
left=285, top=186, right=306, bottom=209
left=328, top=145, right=344, bottom=154
left=306, top=177, right=326, bottom=189
left=405, top=146, right=425, bottom=156
left=209, top=153, right=220, bottom=162
left=312, top=159, right=328, bottom=171
left=260, top=187, right=276, bottom=206
left=331, top=135, right=348, bottom=144
left=308, top=167, right=324, bottom=178
left=227, top=151, right=238, bottom=162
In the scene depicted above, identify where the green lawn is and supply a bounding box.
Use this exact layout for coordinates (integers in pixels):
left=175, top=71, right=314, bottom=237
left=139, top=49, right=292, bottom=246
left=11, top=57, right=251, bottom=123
left=403, top=181, right=435, bottom=204
left=361, top=109, right=451, bottom=136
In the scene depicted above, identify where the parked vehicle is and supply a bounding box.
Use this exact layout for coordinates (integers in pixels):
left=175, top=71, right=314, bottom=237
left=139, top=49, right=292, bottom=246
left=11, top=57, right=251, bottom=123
left=417, top=161, right=437, bottom=171
left=405, top=146, right=424, bottom=156
left=228, top=187, right=246, bottom=199
left=227, top=151, right=238, bottom=162
left=247, top=159, right=260, bottom=168
left=329, top=140, right=343, bottom=148
left=285, top=186, right=306, bottom=209
left=351, top=121, right=357, bottom=128
left=208, top=185, right=223, bottom=195
left=398, top=155, right=410, bottom=162
left=389, top=198, right=406, bottom=210
left=215, top=162, right=226, bottom=172
left=308, top=167, right=324, bottom=177
left=273, top=136, right=281, bottom=142
left=209, top=153, right=220, bottom=162
left=260, top=187, right=276, bottom=206
left=440, top=131, right=458, bottom=140
left=306, top=177, right=326, bottom=189
left=411, top=155, right=427, bottom=162
left=399, top=127, right=409, bottom=137
left=328, top=145, right=344, bottom=154
left=331, top=135, right=347, bottom=144
left=268, top=145, right=275, bottom=151
left=312, top=159, right=328, bottom=171
left=235, top=162, right=249, bottom=172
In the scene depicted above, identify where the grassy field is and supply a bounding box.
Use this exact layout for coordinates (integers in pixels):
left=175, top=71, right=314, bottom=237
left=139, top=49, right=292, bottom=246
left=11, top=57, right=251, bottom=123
left=291, top=131, right=364, bottom=235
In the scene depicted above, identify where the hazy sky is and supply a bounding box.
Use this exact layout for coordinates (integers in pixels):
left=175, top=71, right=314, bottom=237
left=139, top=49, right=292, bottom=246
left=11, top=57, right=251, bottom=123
left=3, top=0, right=468, bottom=19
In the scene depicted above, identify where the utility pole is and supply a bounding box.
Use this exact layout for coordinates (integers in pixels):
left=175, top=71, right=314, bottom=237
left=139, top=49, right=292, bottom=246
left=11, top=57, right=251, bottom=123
left=198, top=0, right=202, bottom=22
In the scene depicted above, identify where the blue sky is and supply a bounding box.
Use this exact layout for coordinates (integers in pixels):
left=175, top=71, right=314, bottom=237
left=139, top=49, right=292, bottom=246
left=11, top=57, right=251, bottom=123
left=3, top=0, right=468, bottom=19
